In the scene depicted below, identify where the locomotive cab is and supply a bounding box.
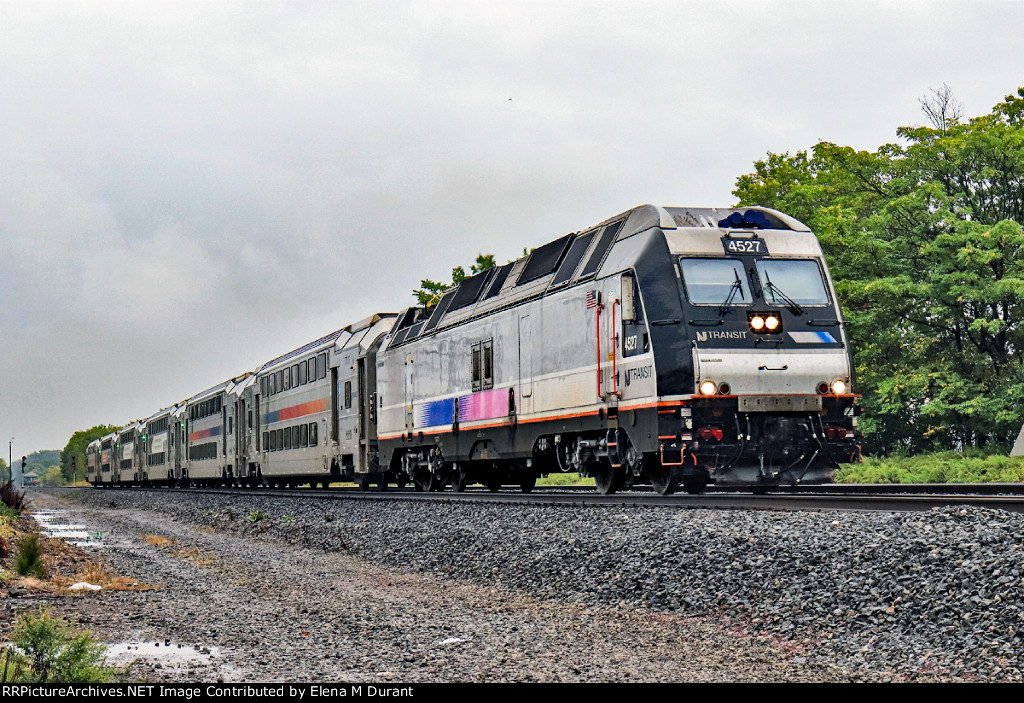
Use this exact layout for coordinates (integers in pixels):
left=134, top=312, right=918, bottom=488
left=642, top=206, right=860, bottom=491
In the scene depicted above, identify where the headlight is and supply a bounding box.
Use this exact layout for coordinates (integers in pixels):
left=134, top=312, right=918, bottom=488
left=764, top=315, right=780, bottom=331
left=699, top=379, right=717, bottom=396
left=750, top=315, right=765, bottom=331
left=831, top=379, right=847, bottom=394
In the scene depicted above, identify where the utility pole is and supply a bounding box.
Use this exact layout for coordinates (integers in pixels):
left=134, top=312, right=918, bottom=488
left=8, top=437, right=13, bottom=485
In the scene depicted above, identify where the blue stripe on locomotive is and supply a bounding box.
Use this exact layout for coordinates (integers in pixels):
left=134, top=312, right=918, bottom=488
left=416, top=397, right=457, bottom=428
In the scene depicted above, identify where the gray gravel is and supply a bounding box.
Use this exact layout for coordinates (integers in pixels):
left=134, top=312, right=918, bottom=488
left=23, top=487, right=1024, bottom=681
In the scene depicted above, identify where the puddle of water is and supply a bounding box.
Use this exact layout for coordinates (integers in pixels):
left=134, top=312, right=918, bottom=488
left=31, top=509, right=102, bottom=547
left=106, top=642, right=221, bottom=666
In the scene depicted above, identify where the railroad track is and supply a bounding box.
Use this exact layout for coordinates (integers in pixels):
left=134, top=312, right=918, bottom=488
left=71, top=484, right=1024, bottom=514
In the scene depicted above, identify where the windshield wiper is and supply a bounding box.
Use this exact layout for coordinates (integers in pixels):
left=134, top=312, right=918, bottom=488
left=762, top=271, right=804, bottom=316
left=718, top=269, right=745, bottom=317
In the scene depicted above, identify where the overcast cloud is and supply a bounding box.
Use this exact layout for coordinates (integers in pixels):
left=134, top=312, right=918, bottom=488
left=3, top=0, right=1023, bottom=456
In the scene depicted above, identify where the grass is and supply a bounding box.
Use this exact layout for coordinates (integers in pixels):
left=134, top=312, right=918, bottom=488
left=15, top=534, right=47, bottom=579
left=536, top=472, right=594, bottom=487
left=144, top=535, right=174, bottom=548
left=837, top=451, right=1024, bottom=484
left=172, top=547, right=217, bottom=566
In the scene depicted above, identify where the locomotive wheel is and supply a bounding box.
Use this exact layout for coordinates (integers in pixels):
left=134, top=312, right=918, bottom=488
left=485, top=476, right=501, bottom=492
left=413, top=470, right=432, bottom=492
left=358, top=476, right=370, bottom=491
left=650, top=466, right=682, bottom=495
left=454, top=469, right=468, bottom=493
left=593, top=462, right=624, bottom=495
left=426, top=471, right=446, bottom=492
left=683, top=472, right=708, bottom=495
left=519, top=474, right=537, bottom=493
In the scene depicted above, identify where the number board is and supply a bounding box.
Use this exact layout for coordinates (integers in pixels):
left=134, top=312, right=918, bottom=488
left=722, top=237, right=768, bottom=255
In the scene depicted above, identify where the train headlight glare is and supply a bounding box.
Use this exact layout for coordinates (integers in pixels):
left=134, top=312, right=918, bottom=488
left=750, top=315, right=765, bottom=331
left=831, top=379, right=847, bottom=395
left=765, top=315, right=780, bottom=331
left=699, top=379, right=717, bottom=396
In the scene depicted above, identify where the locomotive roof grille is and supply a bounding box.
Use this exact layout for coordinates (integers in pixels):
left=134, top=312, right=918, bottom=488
left=422, top=291, right=455, bottom=333
left=448, top=268, right=493, bottom=311
left=517, top=233, right=574, bottom=285
left=482, top=262, right=514, bottom=299
left=552, top=230, right=596, bottom=286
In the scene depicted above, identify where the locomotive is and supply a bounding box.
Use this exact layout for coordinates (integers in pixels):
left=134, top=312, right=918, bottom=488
left=86, top=204, right=860, bottom=494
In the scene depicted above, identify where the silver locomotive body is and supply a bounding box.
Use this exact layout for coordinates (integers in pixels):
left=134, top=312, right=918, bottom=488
left=376, top=205, right=859, bottom=493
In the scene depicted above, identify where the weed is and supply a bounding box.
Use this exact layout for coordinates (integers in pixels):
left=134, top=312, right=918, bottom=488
left=172, top=548, right=216, bottom=566
left=2, top=609, right=117, bottom=683
left=144, top=535, right=174, bottom=548
left=79, top=563, right=107, bottom=583
left=247, top=510, right=267, bottom=523
left=283, top=514, right=295, bottom=522
left=15, top=534, right=47, bottom=579
left=0, top=481, right=25, bottom=512
left=324, top=514, right=334, bottom=522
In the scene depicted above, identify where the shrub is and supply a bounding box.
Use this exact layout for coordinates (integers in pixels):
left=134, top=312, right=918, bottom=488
left=247, top=510, right=267, bottom=523
left=4, top=609, right=116, bottom=683
left=15, top=534, right=47, bottom=579
left=837, top=451, right=1024, bottom=484
left=0, top=481, right=26, bottom=512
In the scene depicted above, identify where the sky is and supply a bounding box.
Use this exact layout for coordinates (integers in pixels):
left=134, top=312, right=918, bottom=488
left=3, top=0, right=1024, bottom=458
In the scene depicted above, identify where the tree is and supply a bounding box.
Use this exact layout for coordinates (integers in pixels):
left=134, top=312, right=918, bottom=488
left=734, top=87, right=1024, bottom=455
left=61, top=426, right=119, bottom=484
left=413, top=253, right=496, bottom=305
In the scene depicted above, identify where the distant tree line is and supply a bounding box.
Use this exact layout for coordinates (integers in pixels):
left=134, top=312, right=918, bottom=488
left=60, top=425, right=120, bottom=484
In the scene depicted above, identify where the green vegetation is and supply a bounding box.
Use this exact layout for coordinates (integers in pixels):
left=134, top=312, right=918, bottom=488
left=41, top=466, right=65, bottom=486
left=247, top=510, right=267, bottom=523
left=1, top=609, right=119, bottom=683
left=414, top=253, right=495, bottom=305
left=60, top=425, right=120, bottom=484
left=735, top=85, right=1024, bottom=457
left=838, top=452, right=1024, bottom=484
left=537, top=472, right=594, bottom=487
left=15, top=534, right=47, bottom=579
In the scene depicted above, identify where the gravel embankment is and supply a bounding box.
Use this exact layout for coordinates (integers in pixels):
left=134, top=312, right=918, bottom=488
left=26, top=488, right=1024, bottom=681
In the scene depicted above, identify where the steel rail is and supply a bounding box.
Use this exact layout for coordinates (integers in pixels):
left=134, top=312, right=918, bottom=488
left=65, top=485, right=1024, bottom=514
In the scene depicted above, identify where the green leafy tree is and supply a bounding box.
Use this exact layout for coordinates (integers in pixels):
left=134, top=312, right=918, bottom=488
left=41, top=466, right=64, bottom=486
left=61, top=426, right=119, bottom=484
left=414, top=253, right=496, bottom=305
left=734, top=86, right=1024, bottom=455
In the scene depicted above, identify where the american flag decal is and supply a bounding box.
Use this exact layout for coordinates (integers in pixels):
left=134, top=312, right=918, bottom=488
left=585, top=290, right=600, bottom=308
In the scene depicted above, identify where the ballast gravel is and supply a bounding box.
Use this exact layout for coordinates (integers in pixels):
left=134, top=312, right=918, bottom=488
left=24, top=488, right=1024, bottom=682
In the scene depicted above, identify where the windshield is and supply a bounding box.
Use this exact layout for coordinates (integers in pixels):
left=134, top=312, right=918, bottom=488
left=755, top=259, right=830, bottom=306
left=679, top=259, right=749, bottom=305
